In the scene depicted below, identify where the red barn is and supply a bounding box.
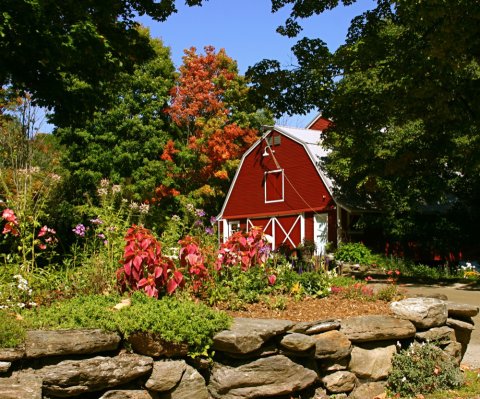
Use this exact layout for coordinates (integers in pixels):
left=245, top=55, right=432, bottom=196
left=216, top=115, right=364, bottom=254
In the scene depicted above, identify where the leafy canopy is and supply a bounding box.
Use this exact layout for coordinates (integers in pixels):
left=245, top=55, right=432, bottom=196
left=0, top=0, right=204, bottom=127
left=248, top=0, right=480, bottom=251
left=57, top=34, right=176, bottom=204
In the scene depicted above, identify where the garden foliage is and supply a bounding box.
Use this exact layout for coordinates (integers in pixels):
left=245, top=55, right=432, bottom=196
left=388, top=342, right=464, bottom=397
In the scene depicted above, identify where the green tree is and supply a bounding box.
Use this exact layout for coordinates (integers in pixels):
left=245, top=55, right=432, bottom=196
left=0, top=0, right=203, bottom=127
left=57, top=34, right=176, bottom=208
left=248, top=0, right=480, bottom=254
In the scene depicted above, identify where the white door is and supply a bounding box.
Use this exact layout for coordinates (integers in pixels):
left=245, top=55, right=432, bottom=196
left=314, top=214, right=328, bottom=255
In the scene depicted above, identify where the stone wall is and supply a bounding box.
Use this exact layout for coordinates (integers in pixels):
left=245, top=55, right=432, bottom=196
left=0, top=297, right=477, bottom=399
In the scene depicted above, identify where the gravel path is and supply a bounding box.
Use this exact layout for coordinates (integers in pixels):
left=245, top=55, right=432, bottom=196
left=403, top=282, right=480, bottom=369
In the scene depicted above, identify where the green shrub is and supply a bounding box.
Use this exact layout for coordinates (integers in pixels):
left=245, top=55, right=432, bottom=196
left=297, top=271, right=330, bottom=298
left=0, top=310, right=25, bottom=348
left=118, top=292, right=231, bottom=356
left=335, top=242, right=373, bottom=265
left=388, top=342, right=464, bottom=397
left=22, top=292, right=231, bottom=356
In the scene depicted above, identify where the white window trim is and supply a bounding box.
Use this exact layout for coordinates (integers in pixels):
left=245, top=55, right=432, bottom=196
left=264, top=169, right=284, bottom=203
left=228, top=220, right=241, bottom=236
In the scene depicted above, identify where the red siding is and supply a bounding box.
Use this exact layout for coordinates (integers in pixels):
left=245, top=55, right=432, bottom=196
left=223, top=132, right=334, bottom=219
left=308, top=117, right=331, bottom=131
left=304, top=212, right=315, bottom=241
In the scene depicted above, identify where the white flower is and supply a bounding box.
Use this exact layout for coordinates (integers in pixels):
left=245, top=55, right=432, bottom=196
left=139, top=203, right=150, bottom=214
left=129, top=201, right=139, bottom=211
left=100, top=178, right=110, bottom=188
left=112, top=185, right=121, bottom=194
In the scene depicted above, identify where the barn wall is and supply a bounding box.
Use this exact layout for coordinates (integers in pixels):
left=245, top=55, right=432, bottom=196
left=222, top=132, right=334, bottom=219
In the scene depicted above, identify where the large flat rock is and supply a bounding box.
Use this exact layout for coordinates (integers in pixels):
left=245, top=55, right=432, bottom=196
left=447, top=302, right=479, bottom=319
left=313, top=330, right=352, bottom=361
left=348, top=344, right=396, bottom=381
left=25, top=329, right=121, bottom=358
left=127, top=332, right=189, bottom=358
left=340, top=315, right=416, bottom=342
left=145, top=360, right=187, bottom=392
left=159, top=364, right=209, bottom=399
left=0, top=371, right=42, bottom=399
left=213, top=318, right=294, bottom=354
left=208, top=355, right=318, bottom=399
left=38, top=354, right=153, bottom=396
left=390, top=297, right=447, bottom=328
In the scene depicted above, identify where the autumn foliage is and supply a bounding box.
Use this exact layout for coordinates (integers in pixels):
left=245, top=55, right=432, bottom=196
left=159, top=46, right=267, bottom=209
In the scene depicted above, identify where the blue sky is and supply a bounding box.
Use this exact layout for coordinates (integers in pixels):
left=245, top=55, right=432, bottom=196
left=140, top=0, right=375, bottom=127
left=42, top=1, right=375, bottom=132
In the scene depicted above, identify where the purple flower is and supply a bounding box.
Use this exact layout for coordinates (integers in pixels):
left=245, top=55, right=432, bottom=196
left=194, top=220, right=204, bottom=227
left=90, top=218, right=104, bottom=225
left=195, top=209, right=206, bottom=217
left=210, top=216, right=217, bottom=225
left=205, top=227, right=214, bottom=235
left=97, top=233, right=106, bottom=239
left=72, top=224, right=86, bottom=237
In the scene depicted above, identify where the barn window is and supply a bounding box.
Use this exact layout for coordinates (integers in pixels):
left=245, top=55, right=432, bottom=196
left=228, top=221, right=241, bottom=235
left=267, top=135, right=281, bottom=146
left=265, top=169, right=284, bottom=203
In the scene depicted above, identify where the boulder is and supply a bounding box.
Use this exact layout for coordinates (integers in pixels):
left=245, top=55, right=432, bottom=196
left=127, top=331, right=189, bottom=358
left=38, top=354, right=153, bottom=396
left=321, top=371, right=357, bottom=394
left=447, top=318, right=474, bottom=358
left=0, top=362, right=10, bottom=373
left=305, top=319, right=341, bottom=335
left=348, top=344, right=396, bottom=381
left=390, top=298, right=447, bottom=328
left=290, top=319, right=339, bottom=334
left=145, top=359, right=187, bottom=392
left=0, top=371, right=42, bottom=399
left=340, top=315, right=416, bottom=342
left=159, top=364, right=209, bottom=399
left=0, top=346, right=24, bottom=362
left=447, top=317, right=475, bottom=331
left=349, top=381, right=386, bottom=399
left=443, top=341, right=463, bottom=365
left=280, top=333, right=316, bottom=353
left=317, top=357, right=349, bottom=372
left=313, top=330, right=352, bottom=361
left=213, top=318, right=294, bottom=355
left=447, top=302, right=479, bottom=319
left=415, top=326, right=455, bottom=343
left=208, top=355, right=318, bottom=399
left=100, top=390, right=158, bottom=399
left=25, top=329, right=121, bottom=358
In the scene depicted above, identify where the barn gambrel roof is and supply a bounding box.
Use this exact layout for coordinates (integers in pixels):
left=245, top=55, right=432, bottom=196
left=217, top=124, right=337, bottom=219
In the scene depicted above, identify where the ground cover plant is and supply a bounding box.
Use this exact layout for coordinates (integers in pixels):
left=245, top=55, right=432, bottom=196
left=388, top=342, right=464, bottom=398
left=2, top=292, right=231, bottom=357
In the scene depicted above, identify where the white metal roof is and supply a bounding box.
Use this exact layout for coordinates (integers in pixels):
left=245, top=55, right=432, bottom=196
left=273, top=125, right=334, bottom=193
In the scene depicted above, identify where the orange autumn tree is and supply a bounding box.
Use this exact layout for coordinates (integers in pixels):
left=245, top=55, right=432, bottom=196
left=160, top=46, right=272, bottom=212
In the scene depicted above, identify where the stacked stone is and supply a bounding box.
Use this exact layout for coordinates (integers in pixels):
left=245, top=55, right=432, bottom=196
left=0, top=298, right=477, bottom=399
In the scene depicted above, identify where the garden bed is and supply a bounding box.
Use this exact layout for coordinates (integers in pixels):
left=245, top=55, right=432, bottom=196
left=220, top=295, right=393, bottom=322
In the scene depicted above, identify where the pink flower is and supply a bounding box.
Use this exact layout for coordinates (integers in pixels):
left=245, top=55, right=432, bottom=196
left=1, top=209, right=18, bottom=224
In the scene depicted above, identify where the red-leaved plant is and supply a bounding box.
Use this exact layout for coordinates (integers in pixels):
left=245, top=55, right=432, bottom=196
left=216, top=226, right=271, bottom=271
left=178, top=235, right=209, bottom=292
left=119, top=225, right=184, bottom=298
